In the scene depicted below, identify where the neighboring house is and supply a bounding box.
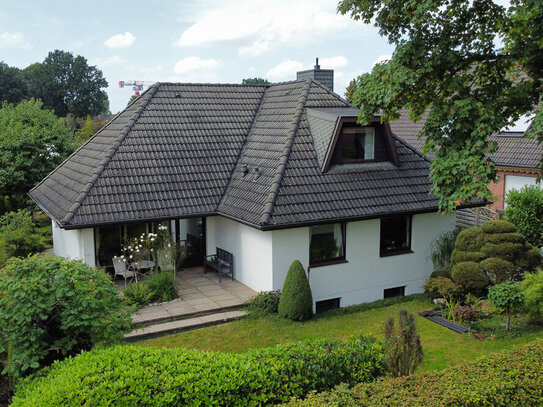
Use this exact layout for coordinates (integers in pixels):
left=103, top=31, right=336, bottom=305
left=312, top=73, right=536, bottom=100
left=30, top=69, right=465, bottom=311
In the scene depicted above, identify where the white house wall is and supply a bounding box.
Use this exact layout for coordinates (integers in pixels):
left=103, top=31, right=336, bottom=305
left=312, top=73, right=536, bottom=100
left=272, top=213, right=455, bottom=308
left=52, top=221, right=95, bottom=267
left=206, top=216, right=273, bottom=291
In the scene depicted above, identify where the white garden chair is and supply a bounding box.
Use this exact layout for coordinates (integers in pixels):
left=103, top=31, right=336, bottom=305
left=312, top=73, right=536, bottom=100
left=112, top=257, right=135, bottom=287
left=157, top=250, right=175, bottom=275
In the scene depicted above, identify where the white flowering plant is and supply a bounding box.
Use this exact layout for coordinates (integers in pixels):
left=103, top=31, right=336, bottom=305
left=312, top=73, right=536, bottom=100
left=120, top=226, right=175, bottom=269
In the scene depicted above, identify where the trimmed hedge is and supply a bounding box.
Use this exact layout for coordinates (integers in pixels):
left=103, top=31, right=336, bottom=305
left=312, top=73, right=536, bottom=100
left=450, top=249, right=486, bottom=266
left=480, top=257, right=515, bottom=284
left=278, top=260, right=313, bottom=321
left=12, top=334, right=385, bottom=406
left=451, top=261, right=489, bottom=290
left=454, top=227, right=483, bottom=252
left=286, top=339, right=543, bottom=406
left=481, top=219, right=517, bottom=234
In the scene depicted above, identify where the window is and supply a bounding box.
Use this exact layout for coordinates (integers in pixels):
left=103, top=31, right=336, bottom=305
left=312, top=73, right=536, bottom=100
left=316, top=298, right=340, bottom=313
left=309, top=223, right=346, bottom=266
left=384, top=286, right=405, bottom=298
left=341, top=125, right=375, bottom=162
left=380, top=215, right=412, bottom=256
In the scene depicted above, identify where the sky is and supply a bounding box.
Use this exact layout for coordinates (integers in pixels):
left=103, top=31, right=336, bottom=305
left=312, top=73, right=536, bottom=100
left=0, top=0, right=395, bottom=113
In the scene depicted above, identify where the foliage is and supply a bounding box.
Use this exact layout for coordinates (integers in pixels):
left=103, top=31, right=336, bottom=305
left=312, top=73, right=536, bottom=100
left=24, top=50, right=109, bottom=118
left=454, top=227, right=484, bottom=252
left=285, top=339, right=543, bottom=406
left=246, top=290, right=281, bottom=316
left=11, top=334, right=385, bottom=407
left=75, top=115, right=107, bottom=143
left=121, top=225, right=174, bottom=266
left=0, top=255, right=131, bottom=386
left=488, top=281, right=525, bottom=331
left=338, top=0, right=543, bottom=212
left=451, top=261, right=490, bottom=292
left=521, top=270, right=543, bottom=323
left=0, top=210, right=44, bottom=259
left=453, top=305, right=480, bottom=324
left=278, top=260, right=313, bottom=321
left=481, top=219, right=518, bottom=234
left=429, top=227, right=462, bottom=274
left=146, top=271, right=178, bottom=303
left=450, top=249, right=487, bottom=266
left=480, top=257, right=515, bottom=284
left=344, top=78, right=357, bottom=104
left=383, top=309, right=423, bottom=377
left=127, top=94, right=140, bottom=106
left=242, top=77, right=270, bottom=84
left=0, top=99, right=75, bottom=199
left=0, top=62, right=27, bottom=105
left=505, top=185, right=543, bottom=248
left=123, top=281, right=152, bottom=307
left=423, top=277, right=459, bottom=301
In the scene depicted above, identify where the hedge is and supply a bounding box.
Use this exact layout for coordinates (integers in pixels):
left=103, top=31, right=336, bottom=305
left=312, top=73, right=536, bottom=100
left=286, top=339, right=543, bottom=406
left=12, top=334, right=385, bottom=406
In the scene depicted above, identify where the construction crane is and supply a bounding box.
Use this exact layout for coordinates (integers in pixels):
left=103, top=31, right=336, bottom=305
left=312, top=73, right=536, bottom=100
left=118, top=80, right=155, bottom=96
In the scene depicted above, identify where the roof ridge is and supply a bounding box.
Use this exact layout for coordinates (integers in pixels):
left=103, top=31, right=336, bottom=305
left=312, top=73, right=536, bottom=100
left=60, top=83, right=160, bottom=226
left=259, top=79, right=312, bottom=225
left=310, top=80, right=351, bottom=106
left=216, top=87, right=268, bottom=211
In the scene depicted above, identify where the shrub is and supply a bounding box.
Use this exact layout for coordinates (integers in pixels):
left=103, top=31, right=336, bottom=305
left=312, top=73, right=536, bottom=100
left=286, top=340, right=543, bottom=407
left=246, top=290, right=281, bottom=315
left=483, top=232, right=525, bottom=245
left=451, top=261, right=490, bottom=291
left=480, top=257, right=515, bottom=284
left=482, top=242, right=524, bottom=261
left=481, top=219, right=518, bottom=234
left=488, top=281, right=525, bottom=331
left=0, top=209, right=45, bottom=259
left=0, top=255, right=131, bottom=386
left=11, top=334, right=385, bottom=406
left=504, top=185, right=543, bottom=248
left=278, top=260, right=313, bottom=321
left=123, top=281, right=152, bottom=307
left=146, top=271, right=178, bottom=303
left=453, top=305, right=480, bottom=324
left=450, top=249, right=486, bottom=265
left=454, top=226, right=484, bottom=252
left=521, top=269, right=543, bottom=323
left=383, top=309, right=423, bottom=377
left=428, top=227, right=462, bottom=273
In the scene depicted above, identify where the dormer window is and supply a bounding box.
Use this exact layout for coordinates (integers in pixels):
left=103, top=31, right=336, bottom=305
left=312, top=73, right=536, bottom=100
left=340, top=125, right=375, bottom=162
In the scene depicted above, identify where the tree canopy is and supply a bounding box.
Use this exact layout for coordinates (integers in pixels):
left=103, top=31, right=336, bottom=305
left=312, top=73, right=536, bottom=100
left=338, top=0, right=543, bottom=211
left=242, top=77, right=270, bottom=85
left=25, top=50, right=109, bottom=118
left=0, top=62, right=27, bottom=105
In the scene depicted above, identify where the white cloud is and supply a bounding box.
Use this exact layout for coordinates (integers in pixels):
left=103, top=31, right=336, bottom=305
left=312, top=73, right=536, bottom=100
left=0, top=32, right=31, bottom=49
left=266, top=60, right=304, bottom=80
left=174, top=56, right=220, bottom=74
left=173, top=0, right=355, bottom=56
left=93, top=55, right=125, bottom=67
left=104, top=32, right=135, bottom=48
left=372, top=54, right=392, bottom=66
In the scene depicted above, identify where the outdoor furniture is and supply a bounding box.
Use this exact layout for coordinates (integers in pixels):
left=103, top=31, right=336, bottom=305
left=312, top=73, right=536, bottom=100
left=112, top=257, right=135, bottom=287
left=157, top=250, right=175, bottom=274
left=205, top=247, right=234, bottom=283
left=134, top=260, right=155, bottom=282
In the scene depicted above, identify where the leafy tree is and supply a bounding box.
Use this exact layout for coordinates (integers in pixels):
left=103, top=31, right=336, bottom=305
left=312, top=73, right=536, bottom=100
left=75, top=115, right=107, bottom=143
left=0, top=99, right=76, bottom=200
left=487, top=281, right=525, bottom=330
left=127, top=94, right=140, bottom=106
left=344, top=78, right=357, bottom=104
left=0, top=209, right=44, bottom=260
left=0, top=255, right=131, bottom=386
left=505, top=185, right=543, bottom=248
left=0, top=61, right=27, bottom=104
left=25, top=50, right=109, bottom=118
left=384, top=309, right=423, bottom=377
left=242, top=77, right=270, bottom=85
left=338, top=0, right=543, bottom=211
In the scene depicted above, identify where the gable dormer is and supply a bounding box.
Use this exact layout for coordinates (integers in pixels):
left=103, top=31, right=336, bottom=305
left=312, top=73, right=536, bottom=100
left=306, top=107, right=400, bottom=172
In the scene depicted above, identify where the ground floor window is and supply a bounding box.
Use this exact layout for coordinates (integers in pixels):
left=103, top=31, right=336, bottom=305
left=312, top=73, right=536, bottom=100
left=380, top=215, right=412, bottom=256
left=309, top=223, right=346, bottom=266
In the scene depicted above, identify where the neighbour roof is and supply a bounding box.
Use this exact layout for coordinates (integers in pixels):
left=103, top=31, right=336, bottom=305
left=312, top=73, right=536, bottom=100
left=30, top=79, right=443, bottom=230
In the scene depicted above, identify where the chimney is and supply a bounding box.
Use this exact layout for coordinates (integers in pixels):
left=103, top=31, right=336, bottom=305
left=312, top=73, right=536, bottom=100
left=296, top=58, right=334, bottom=91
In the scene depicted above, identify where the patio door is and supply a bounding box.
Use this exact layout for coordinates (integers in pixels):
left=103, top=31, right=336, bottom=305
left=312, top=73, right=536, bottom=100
left=176, top=217, right=206, bottom=267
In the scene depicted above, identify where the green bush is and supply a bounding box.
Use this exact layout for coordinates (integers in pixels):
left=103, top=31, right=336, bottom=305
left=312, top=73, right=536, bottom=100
left=481, top=219, right=518, bottom=234
left=521, top=269, right=543, bottom=323
left=278, top=260, right=313, bottom=321
left=480, top=257, right=515, bottom=284
left=450, top=249, right=486, bottom=266
left=483, top=232, right=525, bottom=245
left=246, top=290, right=281, bottom=315
left=123, top=282, right=152, bottom=307
left=451, top=261, right=490, bottom=291
left=0, top=255, right=131, bottom=386
left=12, top=334, right=385, bottom=407
left=146, top=271, right=178, bottom=303
left=488, top=281, right=525, bottom=331
left=454, top=226, right=484, bottom=252
left=504, top=185, right=543, bottom=248
left=0, top=209, right=45, bottom=259
left=286, top=340, right=543, bottom=407
left=482, top=242, right=524, bottom=261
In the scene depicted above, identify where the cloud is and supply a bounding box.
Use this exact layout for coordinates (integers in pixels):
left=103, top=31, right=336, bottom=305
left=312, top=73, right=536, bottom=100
left=266, top=60, right=304, bottom=80
left=372, top=54, right=392, bottom=66
left=0, top=32, right=31, bottom=49
left=93, top=55, right=125, bottom=67
left=173, top=0, right=354, bottom=56
left=174, top=56, right=220, bottom=74
left=104, top=32, right=135, bottom=48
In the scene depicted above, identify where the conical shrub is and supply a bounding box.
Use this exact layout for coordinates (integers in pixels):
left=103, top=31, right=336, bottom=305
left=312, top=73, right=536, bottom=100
left=278, top=260, right=313, bottom=321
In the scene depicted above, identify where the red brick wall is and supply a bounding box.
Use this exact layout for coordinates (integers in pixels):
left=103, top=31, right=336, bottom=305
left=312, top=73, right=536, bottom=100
left=488, top=169, right=539, bottom=211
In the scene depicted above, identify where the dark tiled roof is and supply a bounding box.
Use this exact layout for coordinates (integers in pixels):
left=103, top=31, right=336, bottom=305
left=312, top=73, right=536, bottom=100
left=30, top=80, right=441, bottom=230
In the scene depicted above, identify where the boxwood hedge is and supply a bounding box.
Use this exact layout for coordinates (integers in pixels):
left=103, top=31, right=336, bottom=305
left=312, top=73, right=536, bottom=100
left=12, top=334, right=384, bottom=406
left=286, top=339, right=543, bottom=406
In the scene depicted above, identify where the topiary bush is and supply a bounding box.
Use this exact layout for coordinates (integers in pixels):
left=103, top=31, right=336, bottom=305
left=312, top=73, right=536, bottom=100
left=504, top=185, right=543, bottom=248
left=451, top=261, right=490, bottom=292
left=454, top=227, right=484, bottom=252
left=450, top=249, right=486, bottom=266
left=480, top=257, right=515, bottom=284
left=246, top=290, right=281, bottom=316
left=11, top=334, right=385, bottom=406
left=521, top=269, right=543, bottom=323
left=278, top=260, right=313, bottom=321
left=0, top=255, right=131, bottom=386
left=481, top=219, right=517, bottom=234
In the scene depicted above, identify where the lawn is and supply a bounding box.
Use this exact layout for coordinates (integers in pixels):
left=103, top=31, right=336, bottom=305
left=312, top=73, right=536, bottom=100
left=141, top=297, right=543, bottom=372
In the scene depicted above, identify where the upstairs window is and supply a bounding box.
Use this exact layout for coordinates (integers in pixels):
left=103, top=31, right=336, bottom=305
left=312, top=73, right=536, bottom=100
left=310, top=223, right=346, bottom=266
left=340, top=125, right=375, bottom=162
left=380, top=215, right=412, bottom=256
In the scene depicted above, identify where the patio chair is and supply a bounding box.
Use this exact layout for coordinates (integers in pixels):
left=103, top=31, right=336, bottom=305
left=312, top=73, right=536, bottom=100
left=112, top=257, right=135, bottom=287
left=157, top=250, right=175, bottom=275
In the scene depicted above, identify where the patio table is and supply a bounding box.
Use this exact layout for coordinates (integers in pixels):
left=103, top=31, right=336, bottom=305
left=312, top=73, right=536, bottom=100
left=134, top=260, right=155, bottom=282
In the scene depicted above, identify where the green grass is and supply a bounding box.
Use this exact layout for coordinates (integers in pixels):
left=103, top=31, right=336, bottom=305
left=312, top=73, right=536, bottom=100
left=141, top=298, right=543, bottom=372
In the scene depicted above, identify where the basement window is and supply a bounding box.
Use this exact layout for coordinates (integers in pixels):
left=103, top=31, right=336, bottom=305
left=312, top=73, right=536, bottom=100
left=384, top=286, right=405, bottom=299
left=380, top=215, right=412, bottom=256
left=316, top=298, right=341, bottom=314
left=309, top=223, right=346, bottom=266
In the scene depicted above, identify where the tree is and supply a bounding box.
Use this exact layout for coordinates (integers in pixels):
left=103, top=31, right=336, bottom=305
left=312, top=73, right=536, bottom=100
left=127, top=94, right=140, bottom=106
left=487, top=281, right=525, bottom=330
left=75, top=115, right=107, bottom=144
left=0, top=99, right=76, bottom=201
left=338, top=0, right=543, bottom=211
left=344, top=78, right=357, bottom=104
left=0, top=62, right=27, bottom=104
left=504, top=185, right=543, bottom=248
left=242, top=77, right=270, bottom=85
left=25, top=50, right=109, bottom=118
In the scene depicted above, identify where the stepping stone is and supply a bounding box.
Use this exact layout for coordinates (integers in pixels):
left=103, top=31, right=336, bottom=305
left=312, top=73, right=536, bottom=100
left=419, top=310, right=469, bottom=333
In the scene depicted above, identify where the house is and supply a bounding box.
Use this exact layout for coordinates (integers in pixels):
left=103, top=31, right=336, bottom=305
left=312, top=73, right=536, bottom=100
left=29, top=67, right=467, bottom=311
